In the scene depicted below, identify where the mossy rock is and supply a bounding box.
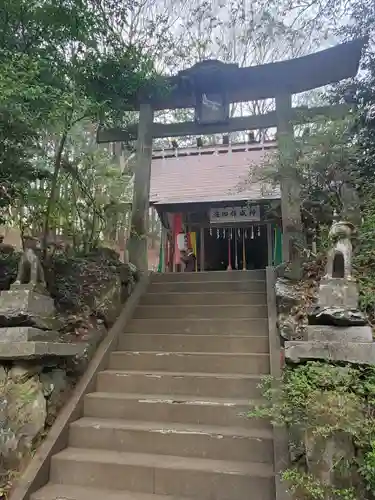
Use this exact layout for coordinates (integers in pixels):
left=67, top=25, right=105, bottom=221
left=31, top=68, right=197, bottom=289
left=45, top=247, right=136, bottom=314
left=0, top=246, right=136, bottom=316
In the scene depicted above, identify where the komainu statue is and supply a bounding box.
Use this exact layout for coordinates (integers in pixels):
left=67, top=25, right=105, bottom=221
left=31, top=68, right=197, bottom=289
left=325, top=220, right=355, bottom=280
left=14, top=237, right=46, bottom=288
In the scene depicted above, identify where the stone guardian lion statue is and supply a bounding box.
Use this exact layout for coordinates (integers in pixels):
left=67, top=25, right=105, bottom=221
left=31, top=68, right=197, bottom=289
left=14, top=237, right=46, bottom=288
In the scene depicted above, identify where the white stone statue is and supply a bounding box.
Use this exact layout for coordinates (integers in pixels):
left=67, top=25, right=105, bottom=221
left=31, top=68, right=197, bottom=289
left=14, top=237, right=46, bottom=288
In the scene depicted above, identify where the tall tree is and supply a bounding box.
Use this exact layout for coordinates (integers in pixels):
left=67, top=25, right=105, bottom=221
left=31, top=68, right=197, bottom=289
left=0, top=0, right=153, bottom=236
left=338, top=0, right=375, bottom=182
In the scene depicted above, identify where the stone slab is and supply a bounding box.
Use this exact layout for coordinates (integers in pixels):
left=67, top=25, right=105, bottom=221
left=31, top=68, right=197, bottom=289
left=306, top=325, right=373, bottom=343
left=0, top=326, right=59, bottom=342
left=0, top=341, right=84, bottom=359
left=285, top=340, right=375, bottom=365
left=308, top=305, right=367, bottom=327
left=10, top=282, right=48, bottom=294
left=0, top=289, right=54, bottom=314
left=0, top=289, right=61, bottom=330
left=318, top=277, right=359, bottom=308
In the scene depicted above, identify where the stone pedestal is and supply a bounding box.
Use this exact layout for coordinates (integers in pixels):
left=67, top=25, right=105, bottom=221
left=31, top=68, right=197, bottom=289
left=286, top=274, right=374, bottom=365
left=309, top=277, right=366, bottom=327
left=286, top=320, right=374, bottom=366
left=0, top=326, right=59, bottom=342
left=0, top=287, right=83, bottom=360
left=318, top=277, right=359, bottom=308
left=306, top=324, right=372, bottom=343
left=308, top=275, right=367, bottom=327
left=0, top=341, right=83, bottom=359
left=308, top=306, right=367, bottom=327
left=0, top=287, right=61, bottom=330
left=286, top=339, right=375, bottom=365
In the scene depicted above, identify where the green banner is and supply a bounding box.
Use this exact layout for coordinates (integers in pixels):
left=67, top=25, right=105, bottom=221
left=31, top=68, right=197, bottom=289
left=157, top=241, right=164, bottom=273
left=273, top=225, right=282, bottom=266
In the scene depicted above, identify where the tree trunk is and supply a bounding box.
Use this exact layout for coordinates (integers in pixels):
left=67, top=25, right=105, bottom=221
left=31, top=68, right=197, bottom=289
left=42, top=131, right=68, bottom=257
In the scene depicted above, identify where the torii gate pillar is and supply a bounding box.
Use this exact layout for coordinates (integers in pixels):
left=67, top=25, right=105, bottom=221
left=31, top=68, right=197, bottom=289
left=127, top=103, right=154, bottom=272
left=276, top=94, right=303, bottom=279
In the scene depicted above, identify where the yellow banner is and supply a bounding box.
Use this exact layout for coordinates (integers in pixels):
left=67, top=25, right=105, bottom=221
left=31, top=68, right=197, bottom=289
left=189, top=232, right=197, bottom=271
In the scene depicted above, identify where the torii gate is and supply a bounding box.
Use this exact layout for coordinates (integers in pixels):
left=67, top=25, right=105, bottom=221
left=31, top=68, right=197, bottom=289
left=97, top=38, right=366, bottom=274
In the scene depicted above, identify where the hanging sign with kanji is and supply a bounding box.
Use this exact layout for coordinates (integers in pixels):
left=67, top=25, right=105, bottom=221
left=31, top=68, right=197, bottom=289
left=209, top=205, right=260, bottom=224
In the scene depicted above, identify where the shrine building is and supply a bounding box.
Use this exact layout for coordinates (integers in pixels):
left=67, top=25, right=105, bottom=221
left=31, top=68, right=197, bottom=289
left=150, top=138, right=283, bottom=272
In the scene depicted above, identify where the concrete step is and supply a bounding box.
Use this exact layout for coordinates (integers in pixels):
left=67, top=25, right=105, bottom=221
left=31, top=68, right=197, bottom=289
left=141, top=291, right=266, bottom=306
left=30, top=270, right=275, bottom=500
left=50, top=448, right=275, bottom=500
left=109, top=351, right=270, bottom=375
left=125, top=318, right=268, bottom=335
left=83, top=393, right=270, bottom=430
left=133, top=304, right=268, bottom=320
left=148, top=280, right=266, bottom=293
left=32, top=484, right=194, bottom=500
left=96, top=370, right=263, bottom=399
left=152, top=270, right=266, bottom=283
left=118, top=334, right=269, bottom=353
left=69, top=418, right=274, bottom=463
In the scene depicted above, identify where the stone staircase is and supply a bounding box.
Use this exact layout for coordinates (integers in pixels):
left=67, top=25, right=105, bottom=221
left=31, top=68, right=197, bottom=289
left=31, top=270, right=276, bottom=500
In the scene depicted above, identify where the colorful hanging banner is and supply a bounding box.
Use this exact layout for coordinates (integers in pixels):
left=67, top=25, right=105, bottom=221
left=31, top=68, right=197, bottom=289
left=157, top=240, right=163, bottom=273
left=273, top=225, right=283, bottom=265
left=227, top=230, right=232, bottom=270
left=188, top=232, right=198, bottom=271
left=242, top=229, right=246, bottom=270
left=168, top=238, right=173, bottom=271
left=173, top=214, right=183, bottom=265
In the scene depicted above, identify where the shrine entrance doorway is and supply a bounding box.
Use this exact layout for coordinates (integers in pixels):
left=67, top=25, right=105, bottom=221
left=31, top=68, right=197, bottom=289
left=203, top=224, right=268, bottom=271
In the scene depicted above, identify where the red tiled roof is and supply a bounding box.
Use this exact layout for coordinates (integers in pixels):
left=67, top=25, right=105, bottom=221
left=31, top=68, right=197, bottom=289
left=150, top=143, right=280, bottom=205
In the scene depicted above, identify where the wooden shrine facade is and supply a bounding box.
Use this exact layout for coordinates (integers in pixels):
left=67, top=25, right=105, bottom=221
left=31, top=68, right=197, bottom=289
left=149, top=141, right=281, bottom=272
left=155, top=199, right=282, bottom=273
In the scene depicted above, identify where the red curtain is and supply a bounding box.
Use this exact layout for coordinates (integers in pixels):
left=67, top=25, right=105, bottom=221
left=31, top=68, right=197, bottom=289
left=173, top=214, right=183, bottom=265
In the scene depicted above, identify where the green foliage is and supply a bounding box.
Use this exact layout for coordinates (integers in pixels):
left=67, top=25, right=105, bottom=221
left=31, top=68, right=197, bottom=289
left=249, top=362, right=375, bottom=498
left=352, top=190, right=375, bottom=322
left=0, top=51, right=53, bottom=219
left=0, top=250, right=20, bottom=290
left=250, top=362, right=375, bottom=439
left=260, top=115, right=360, bottom=227
left=8, top=122, right=133, bottom=253
left=335, top=0, right=375, bottom=184
left=359, top=442, right=375, bottom=496
left=0, top=0, right=153, bottom=231
left=282, top=470, right=356, bottom=500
